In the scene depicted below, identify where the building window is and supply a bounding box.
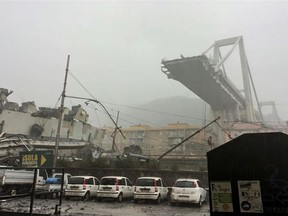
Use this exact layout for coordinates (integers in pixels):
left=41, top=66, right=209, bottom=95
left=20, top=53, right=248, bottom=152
left=167, top=137, right=184, bottom=152
left=138, top=131, right=145, bottom=138
left=129, top=138, right=144, bottom=145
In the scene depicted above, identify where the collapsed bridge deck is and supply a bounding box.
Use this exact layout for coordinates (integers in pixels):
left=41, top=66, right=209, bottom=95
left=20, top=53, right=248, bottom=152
left=161, top=55, right=246, bottom=110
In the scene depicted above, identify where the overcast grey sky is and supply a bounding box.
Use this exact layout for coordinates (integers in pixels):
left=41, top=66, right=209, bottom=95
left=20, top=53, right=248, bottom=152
left=1, top=0, right=288, bottom=126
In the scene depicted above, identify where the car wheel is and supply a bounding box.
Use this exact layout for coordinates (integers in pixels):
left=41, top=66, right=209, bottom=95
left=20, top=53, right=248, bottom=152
left=52, top=192, right=57, bottom=199
left=168, top=199, right=175, bottom=206
left=83, top=192, right=90, bottom=201
left=197, top=196, right=202, bottom=207
left=204, top=194, right=207, bottom=203
left=117, top=193, right=123, bottom=203
left=97, top=197, right=102, bottom=202
left=65, top=196, right=70, bottom=200
left=11, top=190, right=17, bottom=196
left=155, top=195, right=161, bottom=204
left=133, top=199, right=138, bottom=204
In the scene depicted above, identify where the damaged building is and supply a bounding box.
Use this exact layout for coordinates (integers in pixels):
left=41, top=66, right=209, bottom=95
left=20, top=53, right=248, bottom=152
left=0, top=88, right=106, bottom=163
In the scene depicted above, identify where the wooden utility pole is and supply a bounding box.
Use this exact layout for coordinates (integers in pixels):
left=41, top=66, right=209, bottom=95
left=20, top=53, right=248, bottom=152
left=54, top=55, right=70, bottom=168
left=111, top=111, right=120, bottom=152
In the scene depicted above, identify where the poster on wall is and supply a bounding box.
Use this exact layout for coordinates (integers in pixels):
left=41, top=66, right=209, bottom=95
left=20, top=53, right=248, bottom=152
left=210, top=181, right=234, bottom=212
left=238, top=180, right=263, bottom=213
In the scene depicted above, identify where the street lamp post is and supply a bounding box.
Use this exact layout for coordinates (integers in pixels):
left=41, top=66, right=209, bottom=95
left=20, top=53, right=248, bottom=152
left=65, top=95, right=126, bottom=140
left=53, top=56, right=125, bottom=167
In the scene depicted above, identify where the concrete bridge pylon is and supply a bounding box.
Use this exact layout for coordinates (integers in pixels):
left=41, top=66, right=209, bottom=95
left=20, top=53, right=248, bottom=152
left=161, top=36, right=264, bottom=125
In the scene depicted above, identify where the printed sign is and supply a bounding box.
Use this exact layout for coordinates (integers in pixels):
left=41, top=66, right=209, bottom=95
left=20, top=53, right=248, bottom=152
left=20, top=150, right=53, bottom=168
left=211, top=181, right=234, bottom=212
left=238, top=180, right=263, bottom=213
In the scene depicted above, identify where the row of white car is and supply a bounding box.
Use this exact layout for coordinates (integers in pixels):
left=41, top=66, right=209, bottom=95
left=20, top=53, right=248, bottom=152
left=64, top=175, right=207, bottom=207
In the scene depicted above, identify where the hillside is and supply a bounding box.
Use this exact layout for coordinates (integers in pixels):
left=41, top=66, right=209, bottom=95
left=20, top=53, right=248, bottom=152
left=109, top=96, right=210, bottom=128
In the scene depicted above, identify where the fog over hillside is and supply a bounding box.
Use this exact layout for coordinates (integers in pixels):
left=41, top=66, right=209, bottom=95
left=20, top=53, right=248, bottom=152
left=100, top=96, right=210, bottom=128
left=99, top=96, right=281, bottom=129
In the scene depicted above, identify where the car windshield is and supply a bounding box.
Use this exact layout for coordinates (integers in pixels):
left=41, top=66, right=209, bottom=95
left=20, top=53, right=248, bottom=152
left=136, top=178, right=155, bottom=186
left=101, top=178, right=116, bottom=185
left=68, top=177, right=84, bottom=184
left=175, top=180, right=196, bottom=188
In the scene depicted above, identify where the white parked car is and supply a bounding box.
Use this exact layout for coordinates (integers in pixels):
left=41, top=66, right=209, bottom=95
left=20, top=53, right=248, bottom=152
left=169, top=178, right=207, bottom=207
left=65, top=176, right=100, bottom=201
left=133, top=177, right=168, bottom=204
left=97, top=176, right=134, bottom=202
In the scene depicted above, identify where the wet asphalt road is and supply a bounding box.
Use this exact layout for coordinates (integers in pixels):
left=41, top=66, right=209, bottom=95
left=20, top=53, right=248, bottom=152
left=0, top=197, right=210, bottom=216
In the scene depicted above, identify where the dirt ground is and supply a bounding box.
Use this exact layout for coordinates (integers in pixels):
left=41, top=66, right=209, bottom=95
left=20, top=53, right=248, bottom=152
left=0, top=197, right=210, bottom=216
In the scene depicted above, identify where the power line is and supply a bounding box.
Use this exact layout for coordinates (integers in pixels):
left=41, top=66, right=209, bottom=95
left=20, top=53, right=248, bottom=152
left=100, top=101, right=206, bottom=122
left=68, top=69, right=207, bottom=127
left=90, top=100, right=213, bottom=128
left=67, top=70, right=126, bottom=139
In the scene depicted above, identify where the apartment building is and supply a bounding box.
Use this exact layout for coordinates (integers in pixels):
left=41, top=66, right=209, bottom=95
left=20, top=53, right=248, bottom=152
left=104, top=122, right=213, bottom=159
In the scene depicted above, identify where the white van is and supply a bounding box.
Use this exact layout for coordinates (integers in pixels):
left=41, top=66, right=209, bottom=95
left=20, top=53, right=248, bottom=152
left=133, top=177, right=168, bottom=204
left=97, top=176, right=134, bottom=202
left=65, top=176, right=100, bottom=201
